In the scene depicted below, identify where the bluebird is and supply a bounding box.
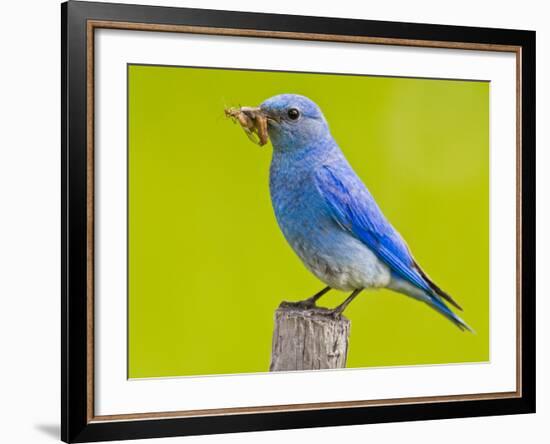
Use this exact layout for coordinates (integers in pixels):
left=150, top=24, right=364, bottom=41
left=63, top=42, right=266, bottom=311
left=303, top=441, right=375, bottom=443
left=235, top=94, right=471, bottom=331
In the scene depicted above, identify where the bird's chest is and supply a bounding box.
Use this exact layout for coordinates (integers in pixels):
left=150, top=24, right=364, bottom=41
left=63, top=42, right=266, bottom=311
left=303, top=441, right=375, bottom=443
left=269, top=163, right=389, bottom=290
left=269, top=166, right=330, bottom=243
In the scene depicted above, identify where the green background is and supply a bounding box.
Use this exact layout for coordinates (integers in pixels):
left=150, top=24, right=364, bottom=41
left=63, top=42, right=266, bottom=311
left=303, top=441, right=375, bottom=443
left=128, top=65, right=489, bottom=378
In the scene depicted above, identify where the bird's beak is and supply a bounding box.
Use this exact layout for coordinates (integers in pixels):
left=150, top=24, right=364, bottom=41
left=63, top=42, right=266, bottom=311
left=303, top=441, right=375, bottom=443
left=225, top=106, right=273, bottom=146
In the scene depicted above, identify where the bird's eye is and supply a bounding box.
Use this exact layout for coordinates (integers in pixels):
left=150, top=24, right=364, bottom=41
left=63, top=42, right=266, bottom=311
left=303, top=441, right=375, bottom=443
left=287, top=108, right=300, bottom=120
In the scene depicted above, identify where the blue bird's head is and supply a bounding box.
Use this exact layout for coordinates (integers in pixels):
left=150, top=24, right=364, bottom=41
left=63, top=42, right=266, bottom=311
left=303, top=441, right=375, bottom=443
left=258, top=94, right=330, bottom=152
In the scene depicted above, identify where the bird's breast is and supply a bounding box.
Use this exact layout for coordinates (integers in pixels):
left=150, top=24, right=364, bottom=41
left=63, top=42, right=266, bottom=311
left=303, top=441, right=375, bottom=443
left=269, top=161, right=391, bottom=291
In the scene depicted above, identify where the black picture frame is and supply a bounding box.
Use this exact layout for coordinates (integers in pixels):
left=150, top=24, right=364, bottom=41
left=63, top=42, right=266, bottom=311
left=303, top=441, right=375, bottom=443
left=62, top=1, right=536, bottom=442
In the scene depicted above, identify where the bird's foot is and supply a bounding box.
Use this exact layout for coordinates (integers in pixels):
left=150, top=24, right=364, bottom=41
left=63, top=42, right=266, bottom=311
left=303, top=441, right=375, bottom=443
left=325, top=306, right=346, bottom=319
left=280, top=298, right=318, bottom=310
left=280, top=287, right=332, bottom=311
left=326, top=288, right=363, bottom=318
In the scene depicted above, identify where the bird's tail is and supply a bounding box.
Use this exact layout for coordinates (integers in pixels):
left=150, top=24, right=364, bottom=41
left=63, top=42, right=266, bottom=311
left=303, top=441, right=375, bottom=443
left=427, top=296, right=474, bottom=333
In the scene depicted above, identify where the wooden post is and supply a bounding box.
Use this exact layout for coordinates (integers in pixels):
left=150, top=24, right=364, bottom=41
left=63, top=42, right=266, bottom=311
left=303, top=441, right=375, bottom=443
left=269, top=301, right=351, bottom=372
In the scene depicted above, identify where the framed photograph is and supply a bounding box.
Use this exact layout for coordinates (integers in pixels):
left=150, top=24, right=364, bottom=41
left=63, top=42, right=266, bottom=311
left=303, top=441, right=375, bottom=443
left=61, top=1, right=535, bottom=442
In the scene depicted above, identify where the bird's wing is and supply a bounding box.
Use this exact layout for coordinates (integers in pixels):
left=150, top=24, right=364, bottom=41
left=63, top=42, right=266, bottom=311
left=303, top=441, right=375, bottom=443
left=314, top=164, right=455, bottom=304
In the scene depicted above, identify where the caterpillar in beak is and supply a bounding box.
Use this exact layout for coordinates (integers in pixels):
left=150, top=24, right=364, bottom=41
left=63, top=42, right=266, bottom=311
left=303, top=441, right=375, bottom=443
left=225, top=106, right=269, bottom=146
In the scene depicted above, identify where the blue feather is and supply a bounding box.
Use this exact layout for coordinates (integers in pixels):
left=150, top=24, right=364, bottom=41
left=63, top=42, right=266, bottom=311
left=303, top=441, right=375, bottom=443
left=314, top=165, right=431, bottom=293
left=315, top=164, right=472, bottom=331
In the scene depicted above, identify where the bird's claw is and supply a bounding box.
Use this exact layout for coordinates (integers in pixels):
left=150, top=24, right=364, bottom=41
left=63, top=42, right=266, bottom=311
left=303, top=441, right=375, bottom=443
left=281, top=299, right=317, bottom=310
left=326, top=308, right=344, bottom=319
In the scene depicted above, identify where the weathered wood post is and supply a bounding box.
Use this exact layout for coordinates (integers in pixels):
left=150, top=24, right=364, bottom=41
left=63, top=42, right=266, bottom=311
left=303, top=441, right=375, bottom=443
left=269, top=301, right=351, bottom=372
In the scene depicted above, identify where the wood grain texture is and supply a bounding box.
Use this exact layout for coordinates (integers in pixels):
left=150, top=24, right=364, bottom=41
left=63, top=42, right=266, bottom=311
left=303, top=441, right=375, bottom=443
left=270, top=303, right=350, bottom=372
left=88, top=20, right=521, bottom=53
